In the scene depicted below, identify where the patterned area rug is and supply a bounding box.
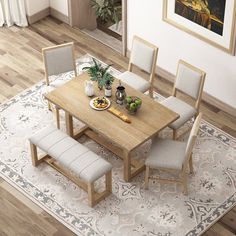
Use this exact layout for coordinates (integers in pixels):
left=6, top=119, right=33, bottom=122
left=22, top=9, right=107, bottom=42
left=0, top=55, right=236, bottom=236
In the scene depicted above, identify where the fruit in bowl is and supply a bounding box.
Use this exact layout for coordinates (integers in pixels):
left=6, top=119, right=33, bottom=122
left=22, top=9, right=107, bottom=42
left=125, top=96, right=142, bottom=114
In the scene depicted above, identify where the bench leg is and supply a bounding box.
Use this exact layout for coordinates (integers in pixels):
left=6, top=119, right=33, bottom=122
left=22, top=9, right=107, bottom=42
left=30, top=142, right=39, bottom=167
left=88, top=182, right=95, bottom=207
left=106, top=170, right=112, bottom=193
left=88, top=171, right=112, bottom=207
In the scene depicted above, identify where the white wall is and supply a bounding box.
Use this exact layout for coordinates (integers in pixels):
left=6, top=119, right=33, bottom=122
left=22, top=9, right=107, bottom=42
left=25, top=0, right=50, bottom=16
left=25, top=0, right=68, bottom=16
left=127, top=0, right=236, bottom=109
left=50, top=0, right=69, bottom=16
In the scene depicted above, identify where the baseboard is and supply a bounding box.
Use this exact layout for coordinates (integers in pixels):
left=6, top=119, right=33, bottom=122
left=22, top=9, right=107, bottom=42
left=27, top=7, right=69, bottom=25
left=27, top=8, right=50, bottom=25
left=50, top=8, right=69, bottom=24
left=203, top=92, right=236, bottom=117
left=157, top=65, right=236, bottom=117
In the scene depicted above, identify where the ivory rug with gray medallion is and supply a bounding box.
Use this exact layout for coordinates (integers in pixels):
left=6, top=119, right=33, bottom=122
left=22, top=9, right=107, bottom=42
left=0, top=55, right=236, bottom=236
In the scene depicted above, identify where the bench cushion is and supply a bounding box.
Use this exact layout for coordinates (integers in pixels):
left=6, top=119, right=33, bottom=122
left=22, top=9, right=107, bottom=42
left=29, top=125, right=112, bottom=183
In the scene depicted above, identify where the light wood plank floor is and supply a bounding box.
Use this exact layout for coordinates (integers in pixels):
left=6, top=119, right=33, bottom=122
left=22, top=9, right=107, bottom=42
left=0, top=17, right=235, bottom=236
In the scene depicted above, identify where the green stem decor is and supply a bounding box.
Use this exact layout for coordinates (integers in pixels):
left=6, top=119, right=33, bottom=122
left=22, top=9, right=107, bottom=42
left=83, top=58, right=114, bottom=90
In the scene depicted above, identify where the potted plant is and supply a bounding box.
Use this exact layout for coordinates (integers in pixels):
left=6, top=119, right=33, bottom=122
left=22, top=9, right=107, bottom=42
left=83, top=58, right=114, bottom=90
left=91, top=0, right=121, bottom=25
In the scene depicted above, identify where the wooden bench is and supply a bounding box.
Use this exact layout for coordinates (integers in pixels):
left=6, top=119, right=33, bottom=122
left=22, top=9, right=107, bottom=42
left=29, top=125, right=112, bottom=207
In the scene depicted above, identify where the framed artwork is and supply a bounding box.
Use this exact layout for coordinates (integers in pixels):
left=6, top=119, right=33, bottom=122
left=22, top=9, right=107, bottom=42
left=163, top=0, right=236, bottom=54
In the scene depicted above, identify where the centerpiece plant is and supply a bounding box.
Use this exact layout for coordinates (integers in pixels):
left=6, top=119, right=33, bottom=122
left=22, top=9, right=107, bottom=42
left=83, top=58, right=114, bottom=90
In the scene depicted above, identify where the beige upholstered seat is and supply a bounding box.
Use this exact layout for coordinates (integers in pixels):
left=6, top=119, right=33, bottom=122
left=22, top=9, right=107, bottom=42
left=145, top=113, right=202, bottom=195
left=118, top=71, right=150, bottom=92
left=29, top=125, right=112, bottom=206
left=117, top=36, right=158, bottom=97
left=145, top=138, right=187, bottom=170
left=42, top=42, right=77, bottom=129
left=160, top=60, right=205, bottom=139
left=29, top=125, right=112, bottom=183
left=161, top=96, right=197, bottom=130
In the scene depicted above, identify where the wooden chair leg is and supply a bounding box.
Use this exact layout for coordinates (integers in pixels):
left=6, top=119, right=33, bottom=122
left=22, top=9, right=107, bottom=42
left=194, top=111, right=199, bottom=120
left=45, top=77, right=50, bottom=86
left=173, top=129, right=177, bottom=140
left=145, top=166, right=150, bottom=190
left=48, top=101, right=52, bottom=111
left=30, top=142, right=38, bottom=167
left=182, top=173, right=188, bottom=195
left=55, top=107, right=60, bottom=129
left=105, top=170, right=112, bottom=193
left=189, top=153, right=194, bottom=174
left=149, top=86, right=154, bottom=98
left=88, top=182, right=95, bottom=207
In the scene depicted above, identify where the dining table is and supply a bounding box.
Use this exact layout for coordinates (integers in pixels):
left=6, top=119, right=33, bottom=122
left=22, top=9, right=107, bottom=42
left=45, top=72, right=179, bottom=182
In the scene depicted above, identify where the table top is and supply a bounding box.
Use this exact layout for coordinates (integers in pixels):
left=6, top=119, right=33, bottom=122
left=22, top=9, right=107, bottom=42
left=45, top=72, right=179, bottom=152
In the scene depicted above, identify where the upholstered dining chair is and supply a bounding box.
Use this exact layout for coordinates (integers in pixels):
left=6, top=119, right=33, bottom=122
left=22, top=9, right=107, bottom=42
left=145, top=113, right=202, bottom=195
left=117, top=35, right=158, bottom=98
left=42, top=42, right=77, bottom=129
left=160, top=60, right=205, bottom=140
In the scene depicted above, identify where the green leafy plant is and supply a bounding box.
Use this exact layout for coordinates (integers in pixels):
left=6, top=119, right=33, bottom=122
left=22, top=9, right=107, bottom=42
left=83, top=58, right=114, bottom=89
left=91, top=0, right=121, bottom=24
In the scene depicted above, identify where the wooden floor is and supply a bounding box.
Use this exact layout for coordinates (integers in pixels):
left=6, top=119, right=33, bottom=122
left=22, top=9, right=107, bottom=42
left=0, top=17, right=235, bottom=236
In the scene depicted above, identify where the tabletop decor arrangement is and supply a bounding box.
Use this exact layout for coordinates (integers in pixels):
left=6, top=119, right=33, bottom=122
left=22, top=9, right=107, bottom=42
left=115, top=80, right=126, bottom=105
left=83, top=58, right=114, bottom=91
left=89, top=96, right=111, bottom=110
left=108, top=107, right=131, bottom=123
left=104, top=79, right=112, bottom=97
left=84, top=80, right=95, bottom=97
left=125, top=96, right=142, bottom=114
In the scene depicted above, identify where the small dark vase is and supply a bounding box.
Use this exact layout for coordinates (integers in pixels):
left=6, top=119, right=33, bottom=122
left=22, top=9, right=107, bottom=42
left=115, top=85, right=126, bottom=105
left=105, top=80, right=112, bottom=97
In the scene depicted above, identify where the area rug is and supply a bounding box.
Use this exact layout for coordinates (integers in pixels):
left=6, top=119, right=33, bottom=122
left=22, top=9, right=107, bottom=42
left=0, top=54, right=236, bottom=236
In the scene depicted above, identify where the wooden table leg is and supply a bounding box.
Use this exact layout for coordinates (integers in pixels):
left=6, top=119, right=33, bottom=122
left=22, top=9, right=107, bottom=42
left=123, top=150, right=131, bottom=182
left=65, top=111, right=73, bottom=137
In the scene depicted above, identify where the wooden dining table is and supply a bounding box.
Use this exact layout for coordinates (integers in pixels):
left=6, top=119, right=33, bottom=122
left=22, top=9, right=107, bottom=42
left=45, top=72, right=179, bottom=182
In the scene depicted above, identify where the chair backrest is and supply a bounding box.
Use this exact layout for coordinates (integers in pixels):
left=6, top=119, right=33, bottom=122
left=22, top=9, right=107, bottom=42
left=129, top=36, right=158, bottom=75
left=184, top=113, right=202, bottom=165
left=42, top=42, right=77, bottom=85
left=174, top=60, right=206, bottom=102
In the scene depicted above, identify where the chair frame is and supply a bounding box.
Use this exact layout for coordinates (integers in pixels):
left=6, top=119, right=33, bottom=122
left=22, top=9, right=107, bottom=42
left=171, top=60, right=205, bottom=139
left=42, top=42, right=77, bottom=129
left=42, top=42, right=78, bottom=86
left=128, top=35, right=158, bottom=98
left=145, top=113, right=202, bottom=195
